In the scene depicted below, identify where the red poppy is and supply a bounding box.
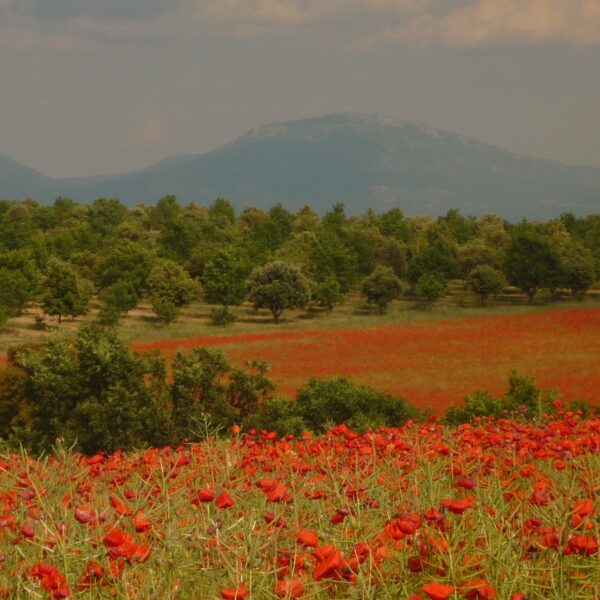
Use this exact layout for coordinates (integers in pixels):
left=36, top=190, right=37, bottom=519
left=215, top=491, right=234, bottom=509
left=297, top=530, right=319, bottom=548
left=220, top=583, right=248, bottom=599
left=441, top=496, right=476, bottom=515
left=422, top=582, right=455, bottom=600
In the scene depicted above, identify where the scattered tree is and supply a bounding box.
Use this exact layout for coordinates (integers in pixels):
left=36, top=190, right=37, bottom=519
left=247, top=261, right=311, bottom=322
left=416, top=273, right=447, bottom=304
left=361, top=265, right=402, bottom=313
left=147, top=259, right=201, bottom=323
left=42, top=258, right=91, bottom=324
left=504, top=230, right=562, bottom=303
left=467, top=265, right=506, bottom=304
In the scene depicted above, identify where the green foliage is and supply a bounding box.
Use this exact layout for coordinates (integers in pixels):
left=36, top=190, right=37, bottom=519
left=416, top=272, right=447, bottom=304
left=312, top=276, right=343, bottom=311
left=209, top=306, right=236, bottom=326
left=408, top=243, right=458, bottom=284
left=249, top=377, right=419, bottom=435
left=203, top=249, right=248, bottom=307
left=170, top=348, right=275, bottom=437
left=361, top=265, right=402, bottom=313
left=291, top=377, right=418, bottom=433
left=42, top=258, right=91, bottom=323
left=151, top=296, right=180, bottom=324
left=0, top=364, right=29, bottom=434
left=560, top=243, right=596, bottom=298
left=443, top=371, right=561, bottom=425
left=147, top=259, right=201, bottom=323
left=247, top=261, right=311, bottom=322
left=8, top=325, right=171, bottom=453
left=467, top=265, right=506, bottom=304
left=504, top=228, right=563, bottom=303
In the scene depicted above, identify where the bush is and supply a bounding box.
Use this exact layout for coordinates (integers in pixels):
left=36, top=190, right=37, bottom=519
left=291, top=377, right=418, bottom=433
left=170, top=348, right=276, bottom=438
left=416, top=273, right=447, bottom=304
left=209, top=306, right=236, bottom=326
left=443, top=371, right=567, bottom=425
left=361, top=266, right=402, bottom=313
left=8, top=325, right=171, bottom=454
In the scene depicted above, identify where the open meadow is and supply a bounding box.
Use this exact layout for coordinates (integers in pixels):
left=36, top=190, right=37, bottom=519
left=132, top=304, right=600, bottom=412
left=1, top=415, right=598, bottom=599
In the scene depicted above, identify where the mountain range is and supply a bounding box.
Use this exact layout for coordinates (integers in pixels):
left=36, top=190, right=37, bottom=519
left=2, top=113, right=600, bottom=220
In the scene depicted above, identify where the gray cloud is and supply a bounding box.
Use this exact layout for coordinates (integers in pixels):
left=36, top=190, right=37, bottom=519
left=11, top=0, right=172, bottom=21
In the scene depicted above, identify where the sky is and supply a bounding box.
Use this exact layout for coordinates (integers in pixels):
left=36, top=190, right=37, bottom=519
left=1, top=0, right=600, bottom=177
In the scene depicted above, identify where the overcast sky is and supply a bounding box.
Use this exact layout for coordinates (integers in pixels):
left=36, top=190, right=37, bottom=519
left=1, top=0, right=600, bottom=177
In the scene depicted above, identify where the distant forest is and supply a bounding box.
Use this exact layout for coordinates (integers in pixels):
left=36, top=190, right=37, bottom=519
left=0, top=196, right=599, bottom=325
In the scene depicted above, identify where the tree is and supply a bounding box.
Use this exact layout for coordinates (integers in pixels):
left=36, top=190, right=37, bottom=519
left=313, top=276, right=343, bottom=311
left=147, top=260, right=201, bottom=323
left=42, top=258, right=91, bottom=324
left=503, top=230, right=562, bottom=303
left=467, top=265, right=505, bottom=304
left=361, top=265, right=402, bottom=313
left=202, top=249, right=248, bottom=308
left=416, top=273, right=447, bottom=304
left=560, top=243, right=596, bottom=299
left=0, top=268, right=33, bottom=325
left=247, top=261, right=311, bottom=322
left=170, top=348, right=275, bottom=435
left=11, top=325, right=170, bottom=453
left=407, top=242, right=458, bottom=284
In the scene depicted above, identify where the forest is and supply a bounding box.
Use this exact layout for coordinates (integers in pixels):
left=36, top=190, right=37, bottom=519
left=1, top=196, right=599, bottom=327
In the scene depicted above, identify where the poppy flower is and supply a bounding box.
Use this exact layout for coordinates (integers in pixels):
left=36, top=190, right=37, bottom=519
left=460, top=579, right=496, bottom=599
left=297, top=530, right=319, bottom=548
left=421, top=582, right=455, bottom=600
left=275, top=578, right=304, bottom=598
left=220, top=583, right=248, bottom=599
left=215, top=491, right=234, bottom=509
left=441, top=496, right=476, bottom=515
left=313, top=549, right=342, bottom=581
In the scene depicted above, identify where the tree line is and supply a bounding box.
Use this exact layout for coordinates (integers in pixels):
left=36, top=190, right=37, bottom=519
left=0, top=196, right=599, bottom=326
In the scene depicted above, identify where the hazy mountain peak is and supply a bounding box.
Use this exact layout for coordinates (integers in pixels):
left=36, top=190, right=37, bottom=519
left=1, top=113, right=599, bottom=220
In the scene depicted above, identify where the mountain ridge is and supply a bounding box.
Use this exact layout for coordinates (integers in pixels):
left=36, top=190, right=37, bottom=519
left=2, top=113, right=600, bottom=220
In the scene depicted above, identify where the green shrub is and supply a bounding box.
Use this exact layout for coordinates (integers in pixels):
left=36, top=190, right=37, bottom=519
left=443, top=371, right=569, bottom=425
left=292, top=377, right=418, bottom=433
left=209, top=306, right=236, bottom=326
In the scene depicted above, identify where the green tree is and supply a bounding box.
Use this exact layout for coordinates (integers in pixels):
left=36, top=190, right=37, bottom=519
left=361, top=265, right=402, bottom=313
left=407, top=242, right=458, bottom=284
left=42, top=258, right=91, bottom=324
left=416, top=273, right=447, bottom=304
left=170, top=348, right=275, bottom=436
left=503, top=229, right=562, bottom=303
left=467, top=265, right=505, bottom=304
left=10, top=325, right=171, bottom=453
left=247, top=261, right=311, bottom=322
left=202, top=249, right=248, bottom=308
left=560, top=243, right=596, bottom=299
left=147, top=260, right=201, bottom=323
left=312, top=276, right=343, bottom=311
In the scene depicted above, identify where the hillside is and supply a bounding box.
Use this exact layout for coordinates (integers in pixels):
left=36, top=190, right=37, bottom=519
left=3, top=114, right=600, bottom=220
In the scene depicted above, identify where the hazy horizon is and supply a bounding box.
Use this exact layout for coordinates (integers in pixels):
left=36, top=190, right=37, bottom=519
left=1, top=1, right=600, bottom=177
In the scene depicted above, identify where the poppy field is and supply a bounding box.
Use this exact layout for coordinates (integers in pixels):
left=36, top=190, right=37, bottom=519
left=1, top=412, right=598, bottom=599
left=134, top=306, right=600, bottom=411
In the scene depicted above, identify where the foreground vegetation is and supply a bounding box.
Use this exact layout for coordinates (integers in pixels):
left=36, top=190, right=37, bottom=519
left=0, top=415, right=598, bottom=599
left=1, top=324, right=596, bottom=455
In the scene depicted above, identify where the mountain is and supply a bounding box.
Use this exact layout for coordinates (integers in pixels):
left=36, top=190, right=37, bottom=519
left=0, top=152, right=56, bottom=201
left=2, top=113, right=600, bottom=220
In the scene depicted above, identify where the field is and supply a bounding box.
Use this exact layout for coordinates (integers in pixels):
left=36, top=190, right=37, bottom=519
left=1, top=415, right=598, bottom=599
left=133, top=305, right=600, bottom=411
